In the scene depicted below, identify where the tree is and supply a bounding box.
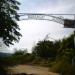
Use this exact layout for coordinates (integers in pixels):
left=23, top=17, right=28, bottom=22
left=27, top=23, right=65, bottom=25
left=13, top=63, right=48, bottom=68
left=13, top=48, right=28, bottom=56
left=32, top=40, right=57, bottom=59
left=0, top=0, right=22, bottom=46
left=58, top=33, right=74, bottom=55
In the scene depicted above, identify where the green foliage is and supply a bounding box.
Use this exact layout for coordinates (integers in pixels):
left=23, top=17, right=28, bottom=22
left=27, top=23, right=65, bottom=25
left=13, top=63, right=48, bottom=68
left=0, top=0, right=22, bottom=46
left=32, top=40, right=58, bottom=59
left=32, top=32, right=75, bottom=74
left=0, top=50, right=35, bottom=65
left=51, top=32, right=75, bottom=75
left=0, top=32, right=74, bottom=75
left=0, top=66, right=7, bottom=75
left=13, top=49, right=28, bottom=56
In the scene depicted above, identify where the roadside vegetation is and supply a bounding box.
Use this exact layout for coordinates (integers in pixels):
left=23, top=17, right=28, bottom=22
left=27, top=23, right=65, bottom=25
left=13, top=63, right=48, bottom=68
left=0, top=32, right=74, bottom=75
left=0, top=0, right=74, bottom=75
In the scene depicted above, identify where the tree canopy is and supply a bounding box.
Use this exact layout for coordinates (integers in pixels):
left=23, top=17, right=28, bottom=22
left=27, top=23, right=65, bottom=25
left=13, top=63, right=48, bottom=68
left=32, top=40, right=58, bottom=59
left=0, top=0, right=22, bottom=46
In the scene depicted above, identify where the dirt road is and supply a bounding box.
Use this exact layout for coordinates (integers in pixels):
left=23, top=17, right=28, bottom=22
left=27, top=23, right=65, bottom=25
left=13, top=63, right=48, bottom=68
left=8, top=65, right=59, bottom=75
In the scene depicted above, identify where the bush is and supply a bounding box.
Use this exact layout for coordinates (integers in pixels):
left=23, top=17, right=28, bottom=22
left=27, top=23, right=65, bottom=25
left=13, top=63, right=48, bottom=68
left=0, top=66, right=7, bottom=75
left=50, top=59, right=75, bottom=75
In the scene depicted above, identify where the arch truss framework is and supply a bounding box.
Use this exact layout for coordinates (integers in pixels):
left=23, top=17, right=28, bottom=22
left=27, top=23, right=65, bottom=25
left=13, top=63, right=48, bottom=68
left=18, top=13, right=75, bottom=28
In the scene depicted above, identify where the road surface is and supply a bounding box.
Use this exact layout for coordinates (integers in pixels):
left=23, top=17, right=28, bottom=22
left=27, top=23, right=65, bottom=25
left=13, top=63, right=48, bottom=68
left=8, top=65, right=59, bottom=75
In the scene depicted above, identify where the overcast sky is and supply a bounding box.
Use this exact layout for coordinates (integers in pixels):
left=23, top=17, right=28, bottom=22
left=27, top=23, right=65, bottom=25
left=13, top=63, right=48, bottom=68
left=0, top=0, right=75, bottom=53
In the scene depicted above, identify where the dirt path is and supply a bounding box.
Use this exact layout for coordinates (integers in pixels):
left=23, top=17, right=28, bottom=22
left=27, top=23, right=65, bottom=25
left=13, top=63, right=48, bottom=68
left=8, top=65, right=59, bottom=75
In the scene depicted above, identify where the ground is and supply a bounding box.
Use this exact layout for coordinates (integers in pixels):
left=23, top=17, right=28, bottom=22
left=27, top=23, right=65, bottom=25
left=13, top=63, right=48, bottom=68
left=7, top=65, right=59, bottom=75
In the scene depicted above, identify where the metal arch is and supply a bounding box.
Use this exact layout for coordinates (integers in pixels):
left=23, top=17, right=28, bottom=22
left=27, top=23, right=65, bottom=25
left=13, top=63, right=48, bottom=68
left=18, top=13, right=75, bottom=28
left=18, top=13, right=64, bottom=24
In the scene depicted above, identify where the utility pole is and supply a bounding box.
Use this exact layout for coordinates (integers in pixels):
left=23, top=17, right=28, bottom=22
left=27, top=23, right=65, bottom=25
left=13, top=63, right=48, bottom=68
left=74, top=15, right=75, bottom=47
left=72, top=15, right=75, bottom=66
